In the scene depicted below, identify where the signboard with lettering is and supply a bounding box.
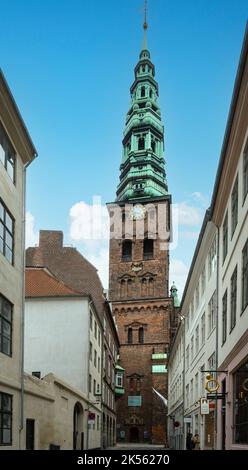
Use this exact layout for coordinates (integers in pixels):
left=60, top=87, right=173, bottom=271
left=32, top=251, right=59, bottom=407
left=200, top=398, right=209, bottom=415
left=128, top=396, right=142, bottom=407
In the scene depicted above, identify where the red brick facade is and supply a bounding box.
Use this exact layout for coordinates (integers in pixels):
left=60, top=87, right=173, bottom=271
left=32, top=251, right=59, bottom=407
left=108, top=199, right=173, bottom=444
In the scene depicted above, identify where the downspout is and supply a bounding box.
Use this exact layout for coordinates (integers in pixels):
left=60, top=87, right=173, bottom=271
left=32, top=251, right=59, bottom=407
left=19, top=160, right=31, bottom=448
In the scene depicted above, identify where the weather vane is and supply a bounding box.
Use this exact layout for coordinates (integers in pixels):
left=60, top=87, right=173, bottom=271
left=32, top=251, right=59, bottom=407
left=143, top=0, right=148, bottom=49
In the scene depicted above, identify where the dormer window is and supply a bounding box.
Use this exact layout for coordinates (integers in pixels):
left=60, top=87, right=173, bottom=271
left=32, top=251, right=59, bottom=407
left=151, top=139, right=156, bottom=153
left=149, top=89, right=153, bottom=99
left=141, top=86, right=146, bottom=98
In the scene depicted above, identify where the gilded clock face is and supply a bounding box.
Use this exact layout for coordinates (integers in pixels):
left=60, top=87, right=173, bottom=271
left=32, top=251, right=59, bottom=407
left=130, top=205, right=146, bottom=220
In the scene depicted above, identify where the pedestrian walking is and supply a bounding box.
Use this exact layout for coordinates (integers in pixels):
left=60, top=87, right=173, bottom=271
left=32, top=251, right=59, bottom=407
left=192, top=433, right=201, bottom=450
left=186, top=433, right=194, bottom=450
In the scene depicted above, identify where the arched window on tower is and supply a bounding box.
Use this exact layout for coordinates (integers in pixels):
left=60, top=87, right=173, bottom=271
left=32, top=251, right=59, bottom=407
left=120, top=279, right=126, bottom=298
left=149, top=88, right=153, bottom=99
left=129, top=378, right=135, bottom=392
left=141, top=86, right=146, bottom=97
left=148, top=278, right=154, bottom=297
left=128, top=328, right=133, bottom=344
left=141, top=278, right=147, bottom=296
left=127, top=279, right=132, bottom=297
left=138, top=136, right=145, bottom=150
left=122, top=240, right=132, bottom=261
left=151, top=139, right=156, bottom=153
left=139, top=327, right=144, bottom=344
left=143, top=239, right=154, bottom=260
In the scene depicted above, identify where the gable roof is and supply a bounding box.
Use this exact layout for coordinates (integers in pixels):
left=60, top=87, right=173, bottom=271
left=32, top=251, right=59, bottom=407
left=25, top=267, right=82, bottom=298
left=26, top=230, right=105, bottom=318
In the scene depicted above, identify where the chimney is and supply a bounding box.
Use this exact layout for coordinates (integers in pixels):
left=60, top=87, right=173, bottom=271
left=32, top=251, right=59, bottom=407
left=39, top=230, right=63, bottom=250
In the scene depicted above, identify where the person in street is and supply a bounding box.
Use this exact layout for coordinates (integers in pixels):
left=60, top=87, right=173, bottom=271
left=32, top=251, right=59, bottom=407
left=192, top=433, right=201, bottom=450
left=186, top=432, right=194, bottom=450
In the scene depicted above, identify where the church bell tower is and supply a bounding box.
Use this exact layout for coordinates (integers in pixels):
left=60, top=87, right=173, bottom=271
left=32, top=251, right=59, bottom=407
left=108, top=6, right=173, bottom=444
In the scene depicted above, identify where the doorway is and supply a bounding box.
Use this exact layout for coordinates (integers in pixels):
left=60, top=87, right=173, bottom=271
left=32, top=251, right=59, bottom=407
left=130, top=427, right=139, bottom=442
left=26, top=419, right=35, bottom=450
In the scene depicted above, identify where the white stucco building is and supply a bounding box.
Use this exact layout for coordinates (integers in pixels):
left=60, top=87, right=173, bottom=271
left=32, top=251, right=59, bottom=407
left=0, top=70, right=36, bottom=449
left=24, top=266, right=102, bottom=449
left=210, top=25, right=248, bottom=450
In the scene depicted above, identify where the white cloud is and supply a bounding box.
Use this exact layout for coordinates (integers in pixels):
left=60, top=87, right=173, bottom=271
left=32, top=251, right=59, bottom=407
left=181, top=230, right=199, bottom=240
left=177, top=202, right=202, bottom=226
left=170, top=258, right=189, bottom=298
left=69, top=199, right=110, bottom=288
left=69, top=198, right=109, bottom=241
left=25, top=212, right=38, bottom=248
left=190, top=192, right=209, bottom=207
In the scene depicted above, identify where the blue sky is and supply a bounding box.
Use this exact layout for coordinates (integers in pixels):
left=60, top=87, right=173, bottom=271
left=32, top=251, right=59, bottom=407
left=0, top=0, right=247, bottom=294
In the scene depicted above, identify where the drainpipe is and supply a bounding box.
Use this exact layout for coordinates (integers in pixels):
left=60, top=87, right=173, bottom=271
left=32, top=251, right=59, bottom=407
left=19, top=160, right=31, bottom=448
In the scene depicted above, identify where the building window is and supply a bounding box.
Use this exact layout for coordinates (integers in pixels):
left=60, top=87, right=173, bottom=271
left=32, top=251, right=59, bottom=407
left=190, top=379, right=194, bottom=405
left=186, top=346, right=189, bottom=370
left=127, top=328, right=132, bottom=344
left=141, top=86, right=145, bottom=98
left=0, top=200, right=14, bottom=265
left=94, top=350, right=97, bottom=368
left=138, top=327, right=144, bottom=344
left=230, top=266, right=237, bottom=332
left=0, top=392, right=12, bottom=445
left=208, top=236, right=217, bottom=279
left=223, top=212, right=228, bottom=263
left=195, top=373, right=199, bottom=402
left=93, top=379, right=96, bottom=395
left=231, top=175, right=238, bottom=237
left=186, top=384, right=189, bottom=408
left=94, top=320, right=97, bottom=339
left=201, top=266, right=206, bottom=295
left=143, top=239, right=153, bottom=260
left=98, top=357, right=100, bottom=373
left=89, top=342, right=92, bottom=361
left=116, top=372, right=123, bottom=388
left=242, top=239, right=248, bottom=313
left=243, top=141, right=248, bottom=202
left=0, top=295, right=12, bottom=356
left=191, top=336, right=194, bottom=361
left=89, top=375, right=92, bottom=393
left=129, top=378, right=135, bottom=392
left=98, top=328, right=101, bottom=346
left=222, top=290, right=227, bottom=345
left=138, top=136, right=145, bottom=150
left=201, top=312, right=205, bottom=346
left=122, top=240, right=132, bottom=261
left=0, top=121, right=16, bottom=183
left=233, top=359, right=248, bottom=444
left=195, top=325, right=199, bottom=354
left=195, top=283, right=199, bottom=309
left=208, top=291, right=216, bottom=334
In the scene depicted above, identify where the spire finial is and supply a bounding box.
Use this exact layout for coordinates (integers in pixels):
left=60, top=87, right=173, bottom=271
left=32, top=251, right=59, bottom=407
left=143, top=0, right=148, bottom=50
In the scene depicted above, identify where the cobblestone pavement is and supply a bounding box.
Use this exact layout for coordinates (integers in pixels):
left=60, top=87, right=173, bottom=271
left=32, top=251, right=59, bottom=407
left=107, top=443, right=168, bottom=450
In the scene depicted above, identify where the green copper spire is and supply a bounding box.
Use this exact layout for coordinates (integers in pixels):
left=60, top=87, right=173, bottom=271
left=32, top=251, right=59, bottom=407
left=116, top=18, right=168, bottom=202
left=170, top=282, right=180, bottom=307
